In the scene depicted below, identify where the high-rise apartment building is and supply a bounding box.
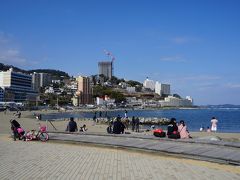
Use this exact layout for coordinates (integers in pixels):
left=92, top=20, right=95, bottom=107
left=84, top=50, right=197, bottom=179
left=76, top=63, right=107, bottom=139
left=32, top=72, right=52, bottom=92
left=98, top=61, right=113, bottom=79
left=143, top=78, right=155, bottom=91
left=0, top=68, right=37, bottom=102
left=155, top=81, right=170, bottom=96
left=76, top=76, right=93, bottom=104
left=0, top=87, right=4, bottom=101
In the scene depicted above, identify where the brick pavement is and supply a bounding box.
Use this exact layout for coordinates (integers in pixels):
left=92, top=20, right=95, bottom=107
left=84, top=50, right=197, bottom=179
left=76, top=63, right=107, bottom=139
left=0, top=136, right=239, bottom=180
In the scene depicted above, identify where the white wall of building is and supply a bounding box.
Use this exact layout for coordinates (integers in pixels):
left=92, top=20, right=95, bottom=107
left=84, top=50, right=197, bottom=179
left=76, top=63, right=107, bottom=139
left=143, top=78, right=155, bottom=91
left=155, top=82, right=170, bottom=96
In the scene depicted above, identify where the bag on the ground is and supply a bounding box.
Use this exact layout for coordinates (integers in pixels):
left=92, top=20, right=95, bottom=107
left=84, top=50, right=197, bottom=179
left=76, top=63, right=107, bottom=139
left=153, top=129, right=166, bottom=137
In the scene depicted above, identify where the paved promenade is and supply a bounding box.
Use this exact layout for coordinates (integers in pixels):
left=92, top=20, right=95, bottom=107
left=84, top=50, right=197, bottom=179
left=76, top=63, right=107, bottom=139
left=49, top=132, right=240, bottom=165
left=0, top=135, right=240, bottom=180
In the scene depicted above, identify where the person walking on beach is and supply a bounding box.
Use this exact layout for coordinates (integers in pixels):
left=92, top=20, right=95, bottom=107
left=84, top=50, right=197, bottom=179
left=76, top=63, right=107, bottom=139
left=131, top=116, right=136, bottom=131
left=211, top=117, right=218, bottom=132
left=135, top=117, right=140, bottom=132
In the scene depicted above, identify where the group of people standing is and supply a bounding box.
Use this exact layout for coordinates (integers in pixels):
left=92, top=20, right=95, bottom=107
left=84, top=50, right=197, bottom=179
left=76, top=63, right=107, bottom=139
left=107, top=115, right=141, bottom=134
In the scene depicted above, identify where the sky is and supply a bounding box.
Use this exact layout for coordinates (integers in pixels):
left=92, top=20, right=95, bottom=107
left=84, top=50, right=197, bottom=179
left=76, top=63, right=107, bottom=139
left=0, top=0, right=240, bottom=105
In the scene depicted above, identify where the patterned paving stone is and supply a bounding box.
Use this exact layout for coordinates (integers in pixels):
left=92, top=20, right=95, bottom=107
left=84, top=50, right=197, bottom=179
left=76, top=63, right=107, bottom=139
left=0, top=137, right=240, bottom=180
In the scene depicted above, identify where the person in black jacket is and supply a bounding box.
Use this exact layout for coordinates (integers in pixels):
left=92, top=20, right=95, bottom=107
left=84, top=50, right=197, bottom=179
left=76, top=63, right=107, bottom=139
left=66, top=117, right=78, bottom=132
left=167, top=118, right=180, bottom=139
left=113, top=116, right=125, bottom=134
left=10, top=119, right=21, bottom=141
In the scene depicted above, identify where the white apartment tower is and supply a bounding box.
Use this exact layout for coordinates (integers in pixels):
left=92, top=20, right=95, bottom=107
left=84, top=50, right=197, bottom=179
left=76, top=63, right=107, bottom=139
left=155, top=81, right=170, bottom=96
left=143, top=78, right=155, bottom=91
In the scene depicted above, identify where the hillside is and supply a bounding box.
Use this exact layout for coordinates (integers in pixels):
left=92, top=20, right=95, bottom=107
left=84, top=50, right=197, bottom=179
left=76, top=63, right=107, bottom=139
left=0, top=63, right=69, bottom=79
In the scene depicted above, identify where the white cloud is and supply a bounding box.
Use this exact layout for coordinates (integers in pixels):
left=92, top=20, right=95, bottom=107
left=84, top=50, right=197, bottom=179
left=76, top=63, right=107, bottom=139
left=182, top=75, right=221, bottom=81
left=171, top=36, right=201, bottom=44
left=0, top=48, right=27, bottom=65
left=225, top=83, right=240, bottom=88
left=0, top=31, right=39, bottom=66
left=160, top=55, right=187, bottom=62
left=0, top=31, right=11, bottom=44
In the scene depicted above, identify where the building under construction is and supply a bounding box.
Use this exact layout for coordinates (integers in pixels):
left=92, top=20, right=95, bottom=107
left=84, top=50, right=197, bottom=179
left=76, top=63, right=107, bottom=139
left=98, top=61, right=113, bottom=79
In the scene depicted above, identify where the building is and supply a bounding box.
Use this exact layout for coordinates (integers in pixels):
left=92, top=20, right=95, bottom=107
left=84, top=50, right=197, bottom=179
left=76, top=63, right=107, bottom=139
left=98, top=61, right=113, bottom=79
left=76, top=76, right=93, bottom=105
left=0, top=87, right=4, bottom=101
left=32, top=72, right=52, bottom=92
left=159, top=96, right=193, bottom=107
left=143, top=78, right=155, bottom=91
left=155, top=82, right=171, bottom=96
left=126, top=87, right=136, bottom=93
left=0, top=68, right=37, bottom=102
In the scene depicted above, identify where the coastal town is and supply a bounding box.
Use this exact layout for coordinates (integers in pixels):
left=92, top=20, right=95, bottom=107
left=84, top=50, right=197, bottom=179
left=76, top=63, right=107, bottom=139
left=1, top=1, right=240, bottom=179
left=0, top=59, right=193, bottom=111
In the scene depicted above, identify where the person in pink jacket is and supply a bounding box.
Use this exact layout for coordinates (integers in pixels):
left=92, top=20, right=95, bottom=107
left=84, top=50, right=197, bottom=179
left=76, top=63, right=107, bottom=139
left=178, top=120, right=192, bottom=139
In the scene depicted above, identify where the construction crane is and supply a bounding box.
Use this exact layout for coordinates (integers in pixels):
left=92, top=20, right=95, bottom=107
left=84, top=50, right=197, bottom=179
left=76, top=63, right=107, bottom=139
left=104, top=49, right=115, bottom=62
left=104, top=49, right=115, bottom=77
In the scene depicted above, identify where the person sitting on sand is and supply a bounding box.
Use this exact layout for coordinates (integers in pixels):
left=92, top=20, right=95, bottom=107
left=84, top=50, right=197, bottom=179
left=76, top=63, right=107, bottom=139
left=167, top=118, right=180, bottom=139
left=200, top=126, right=204, bottom=132
left=207, top=126, right=211, bottom=132
left=113, top=117, right=125, bottom=134
left=79, top=124, right=87, bottom=132
left=66, top=117, right=78, bottom=132
left=178, top=120, right=192, bottom=139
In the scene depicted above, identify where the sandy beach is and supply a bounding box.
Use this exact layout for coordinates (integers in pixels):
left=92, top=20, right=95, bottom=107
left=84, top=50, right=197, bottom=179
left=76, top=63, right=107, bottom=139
left=1, top=110, right=240, bottom=142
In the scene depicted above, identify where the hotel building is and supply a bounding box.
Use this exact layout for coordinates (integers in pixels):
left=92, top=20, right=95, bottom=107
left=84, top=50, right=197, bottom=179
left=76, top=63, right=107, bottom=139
left=143, top=78, right=155, bottom=91
left=155, top=82, right=171, bottom=96
left=32, top=72, right=52, bottom=92
left=74, top=76, right=93, bottom=105
left=0, top=68, right=37, bottom=102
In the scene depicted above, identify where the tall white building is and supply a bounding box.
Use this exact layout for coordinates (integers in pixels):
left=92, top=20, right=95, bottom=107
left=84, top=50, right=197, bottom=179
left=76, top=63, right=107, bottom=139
left=143, top=78, right=155, bottom=91
left=0, top=68, right=37, bottom=102
left=155, top=81, right=171, bottom=96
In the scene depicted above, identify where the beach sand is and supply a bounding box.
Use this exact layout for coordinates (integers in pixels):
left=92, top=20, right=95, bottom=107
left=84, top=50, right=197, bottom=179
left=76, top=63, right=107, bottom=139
left=1, top=110, right=240, bottom=142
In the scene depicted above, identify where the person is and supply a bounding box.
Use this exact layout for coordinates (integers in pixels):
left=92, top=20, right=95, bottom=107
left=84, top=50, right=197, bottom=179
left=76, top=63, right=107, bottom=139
left=167, top=118, right=180, bottom=139
left=10, top=119, right=24, bottom=141
left=107, top=124, right=113, bottom=134
left=93, top=114, right=97, bottom=125
left=66, top=117, right=78, bottom=132
left=79, top=124, right=87, bottom=132
left=135, top=117, right=140, bottom=132
left=200, top=126, right=204, bottom=132
left=207, top=126, right=211, bottom=132
left=178, top=120, right=191, bottom=139
left=113, top=117, right=125, bottom=134
left=211, top=117, right=218, bottom=132
left=124, top=117, right=129, bottom=130
left=124, top=110, right=128, bottom=118
left=14, top=111, right=21, bottom=118
left=131, top=116, right=135, bottom=132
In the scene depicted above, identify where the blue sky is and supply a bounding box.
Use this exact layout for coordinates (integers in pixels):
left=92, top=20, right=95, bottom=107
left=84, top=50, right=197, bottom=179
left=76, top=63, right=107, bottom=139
left=0, top=0, right=240, bottom=105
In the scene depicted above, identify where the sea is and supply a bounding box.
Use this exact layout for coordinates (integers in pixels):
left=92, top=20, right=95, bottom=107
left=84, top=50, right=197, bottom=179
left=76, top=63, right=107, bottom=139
left=42, top=108, right=240, bottom=133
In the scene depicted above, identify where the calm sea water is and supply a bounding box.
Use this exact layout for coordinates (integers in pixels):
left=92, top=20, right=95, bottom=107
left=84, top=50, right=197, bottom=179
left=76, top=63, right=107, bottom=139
left=42, top=108, right=240, bottom=133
